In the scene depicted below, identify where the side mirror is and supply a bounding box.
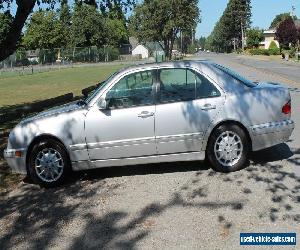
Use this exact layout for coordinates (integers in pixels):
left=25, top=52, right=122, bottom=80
left=98, top=98, right=109, bottom=110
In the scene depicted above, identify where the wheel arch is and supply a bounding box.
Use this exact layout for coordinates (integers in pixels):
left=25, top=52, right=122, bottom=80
left=26, top=134, right=71, bottom=174
left=203, top=120, right=253, bottom=151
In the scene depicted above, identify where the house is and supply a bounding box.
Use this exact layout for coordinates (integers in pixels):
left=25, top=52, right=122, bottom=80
left=26, top=49, right=40, bottom=62
left=131, top=39, right=165, bottom=60
left=145, top=42, right=165, bottom=58
left=132, top=44, right=149, bottom=59
left=259, top=29, right=279, bottom=49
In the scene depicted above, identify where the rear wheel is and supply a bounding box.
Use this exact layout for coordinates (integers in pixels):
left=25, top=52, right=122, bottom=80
left=28, top=139, right=71, bottom=188
left=206, top=124, right=249, bottom=172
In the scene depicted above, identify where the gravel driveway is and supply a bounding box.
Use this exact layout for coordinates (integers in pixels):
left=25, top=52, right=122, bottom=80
left=0, top=53, right=299, bottom=250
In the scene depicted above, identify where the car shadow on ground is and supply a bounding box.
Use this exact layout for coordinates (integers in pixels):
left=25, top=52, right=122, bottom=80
left=67, top=161, right=210, bottom=184
left=20, top=143, right=295, bottom=187
left=250, top=143, right=294, bottom=164
left=60, top=143, right=295, bottom=184
left=1, top=143, right=299, bottom=249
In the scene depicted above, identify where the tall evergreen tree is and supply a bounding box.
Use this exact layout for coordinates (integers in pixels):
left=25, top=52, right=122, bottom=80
left=206, top=0, right=251, bottom=52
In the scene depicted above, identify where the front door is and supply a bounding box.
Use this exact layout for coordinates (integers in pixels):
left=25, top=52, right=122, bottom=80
left=155, top=67, right=224, bottom=154
left=85, top=69, right=156, bottom=160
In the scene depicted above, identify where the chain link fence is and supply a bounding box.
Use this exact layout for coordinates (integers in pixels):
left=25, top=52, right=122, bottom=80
left=0, top=45, right=137, bottom=77
left=0, top=44, right=167, bottom=78
left=1, top=46, right=123, bottom=67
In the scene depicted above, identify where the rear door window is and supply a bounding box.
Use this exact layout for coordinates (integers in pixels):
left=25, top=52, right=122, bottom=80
left=158, top=68, right=220, bottom=103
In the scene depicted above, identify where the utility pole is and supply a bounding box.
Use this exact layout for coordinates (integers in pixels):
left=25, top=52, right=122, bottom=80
left=241, top=21, right=245, bottom=51
left=291, top=4, right=298, bottom=60
left=192, top=28, right=195, bottom=46
left=181, top=29, right=183, bottom=53
left=291, top=5, right=295, bottom=18
left=233, top=38, right=236, bottom=51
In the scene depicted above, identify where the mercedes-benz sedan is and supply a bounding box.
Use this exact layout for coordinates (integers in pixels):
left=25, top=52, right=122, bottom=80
left=4, top=61, right=294, bottom=187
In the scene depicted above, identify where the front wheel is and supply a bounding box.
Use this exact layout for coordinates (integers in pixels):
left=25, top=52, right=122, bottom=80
left=206, top=124, right=250, bottom=172
left=28, top=139, right=71, bottom=188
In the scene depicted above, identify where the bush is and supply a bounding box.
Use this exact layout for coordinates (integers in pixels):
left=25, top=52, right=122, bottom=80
left=268, top=48, right=280, bottom=55
left=236, top=48, right=243, bottom=54
left=248, top=48, right=270, bottom=56
left=15, top=58, right=30, bottom=66
left=289, top=47, right=297, bottom=57
left=268, top=41, right=278, bottom=49
left=187, top=44, right=197, bottom=54
left=248, top=47, right=281, bottom=56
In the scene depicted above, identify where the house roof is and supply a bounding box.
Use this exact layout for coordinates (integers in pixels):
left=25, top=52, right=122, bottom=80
left=133, top=42, right=164, bottom=52
left=132, top=44, right=149, bottom=51
left=145, top=42, right=164, bottom=52
left=129, top=37, right=139, bottom=50
left=263, top=29, right=276, bottom=34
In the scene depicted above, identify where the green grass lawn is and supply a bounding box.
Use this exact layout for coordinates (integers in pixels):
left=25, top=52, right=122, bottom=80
left=0, top=64, right=125, bottom=107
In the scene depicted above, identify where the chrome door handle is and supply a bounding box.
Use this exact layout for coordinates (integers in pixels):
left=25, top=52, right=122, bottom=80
left=201, top=104, right=216, bottom=111
left=138, top=111, right=154, bottom=118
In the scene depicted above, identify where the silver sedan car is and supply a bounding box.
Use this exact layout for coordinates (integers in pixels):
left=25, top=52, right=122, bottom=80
left=4, top=61, right=294, bottom=187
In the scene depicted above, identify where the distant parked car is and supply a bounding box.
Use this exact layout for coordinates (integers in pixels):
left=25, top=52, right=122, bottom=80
left=4, top=61, right=294, bottom=187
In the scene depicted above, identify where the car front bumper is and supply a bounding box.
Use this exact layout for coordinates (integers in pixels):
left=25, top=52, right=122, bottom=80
left=4, top=148, right=27, bottom=174
left=250, top=119, right=295, bottom=151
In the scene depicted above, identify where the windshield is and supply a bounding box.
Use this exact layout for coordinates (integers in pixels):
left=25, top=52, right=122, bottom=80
left=213, top=63, right=257, bottom=88
left=84, top=72, right=118, bottom=103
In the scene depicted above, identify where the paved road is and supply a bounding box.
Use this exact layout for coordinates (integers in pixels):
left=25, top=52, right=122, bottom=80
left=0, top=54, right=300, bottom=250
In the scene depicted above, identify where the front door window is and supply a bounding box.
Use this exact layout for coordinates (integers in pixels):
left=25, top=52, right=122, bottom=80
left=106, top=70, right=155, bottom=109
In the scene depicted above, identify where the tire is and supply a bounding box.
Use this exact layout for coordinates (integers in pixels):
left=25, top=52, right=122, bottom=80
left=206, top=124, right=250, bottom=172
left=28, top=139, right=71, bottom=188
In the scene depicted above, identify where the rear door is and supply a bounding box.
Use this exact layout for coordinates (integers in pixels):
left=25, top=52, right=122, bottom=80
left=155, top=67, right=224, bottom=154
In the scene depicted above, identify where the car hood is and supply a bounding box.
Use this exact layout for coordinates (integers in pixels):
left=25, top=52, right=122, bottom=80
left=20, top=101, right=85, bottom=124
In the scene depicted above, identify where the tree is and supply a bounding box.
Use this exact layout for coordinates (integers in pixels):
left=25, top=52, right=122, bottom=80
left=297, top=26, right=300, bottom=45
left=205, top=0, right=252, bottom=52
left=70, top=4, right=107, bottom=47
left=129, top=0, right=200, bottom=60
left=22, top=10, right=65, bottom=49
left=197, top=37, right=206, bottom=50
left=59, top=0, right=71, bottom=47
left=275, top=16, right=298, bottom=50
left=246, top=28, right=263, bottom=48
left=106, top=18, right=128, bottom=46
left=99, top=0, right=135, bottom=18
left=270, top=13, right=297, bottom=29
left=0, top=0, right=36, bottom=61
left=0, top=11, right=13, bottom=46
left=105, top=0, right=129, bottom=46
left=0, top=0, right=135, bottom=61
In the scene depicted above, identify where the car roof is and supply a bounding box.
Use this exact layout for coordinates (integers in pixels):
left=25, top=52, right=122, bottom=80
left=118, top=60, right=212, bottom=73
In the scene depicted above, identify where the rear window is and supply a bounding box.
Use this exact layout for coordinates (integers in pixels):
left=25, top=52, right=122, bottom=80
left=213, top=64, right=257, bottom=88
